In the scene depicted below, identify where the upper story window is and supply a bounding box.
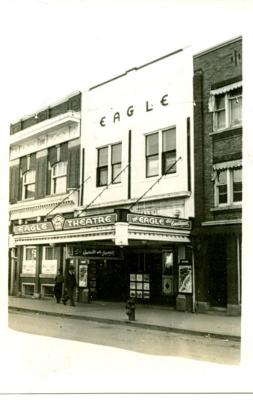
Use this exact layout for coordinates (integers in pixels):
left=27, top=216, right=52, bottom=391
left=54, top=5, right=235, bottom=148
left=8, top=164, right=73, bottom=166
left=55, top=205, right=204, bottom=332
left=209, top=83, right=242, bottom=132
left=20, top=153, right=36, bottom=200
left=97, top=143, right=122, bottom=187
left=23, top=170, right=35, bottom=199
left=111, top=143, right=122, bottom=183
left=162, top=128, right=176, bottom=175
left=51, top=161, right=67, bottom=194
left=213, top=164, right=242, bottom=207
left=146, top=127, right=176, bottom=178
left=97, top=146, right=108, bottom=187
left=146, top=133, right=159, bottom=177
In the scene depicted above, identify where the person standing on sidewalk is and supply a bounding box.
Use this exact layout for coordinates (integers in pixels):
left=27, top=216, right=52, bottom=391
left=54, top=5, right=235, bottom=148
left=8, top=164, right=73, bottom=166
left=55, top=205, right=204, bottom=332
left=62, top=266, right=77, bottom=306
left=54, top=269, right=64, bottom=303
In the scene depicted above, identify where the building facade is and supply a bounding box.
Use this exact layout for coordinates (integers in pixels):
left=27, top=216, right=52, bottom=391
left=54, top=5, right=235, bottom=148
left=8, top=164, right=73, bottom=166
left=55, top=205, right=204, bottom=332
left=192, top=37, right=242, bottom=316
left=76, top=48, right=194, bottom=308
left=9, top=92, right=82, bottom=299
left=9, top=38, right=242, bottom=315
left=9, top=49, right=195, bottom=308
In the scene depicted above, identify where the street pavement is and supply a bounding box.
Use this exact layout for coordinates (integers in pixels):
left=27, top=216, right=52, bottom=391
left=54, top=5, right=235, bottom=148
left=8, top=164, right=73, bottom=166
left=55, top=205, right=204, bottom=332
left=8, top=296, right=241, bottom=340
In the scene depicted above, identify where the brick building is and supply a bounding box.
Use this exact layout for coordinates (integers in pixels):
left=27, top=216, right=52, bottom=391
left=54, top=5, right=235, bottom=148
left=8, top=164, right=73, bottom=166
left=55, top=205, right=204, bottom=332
left=192, top=37, right=242, bottom=315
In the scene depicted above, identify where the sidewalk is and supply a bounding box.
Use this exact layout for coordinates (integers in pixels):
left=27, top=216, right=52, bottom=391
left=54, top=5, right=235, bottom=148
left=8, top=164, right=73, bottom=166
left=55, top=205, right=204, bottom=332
left=8, top=296, right=241, bottom=341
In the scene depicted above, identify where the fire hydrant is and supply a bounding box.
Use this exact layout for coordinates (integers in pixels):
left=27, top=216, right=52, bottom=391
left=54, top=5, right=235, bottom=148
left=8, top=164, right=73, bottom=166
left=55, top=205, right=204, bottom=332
left=126, top=298, right=136, bottom=321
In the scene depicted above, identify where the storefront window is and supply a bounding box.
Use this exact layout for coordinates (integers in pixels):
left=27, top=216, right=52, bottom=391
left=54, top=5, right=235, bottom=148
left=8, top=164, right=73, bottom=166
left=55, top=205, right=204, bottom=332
left=44, top=246, right=56, bottom=260
left=42, top=246, right=57, bottom=275
left=25, top=246, right=37, bottom=260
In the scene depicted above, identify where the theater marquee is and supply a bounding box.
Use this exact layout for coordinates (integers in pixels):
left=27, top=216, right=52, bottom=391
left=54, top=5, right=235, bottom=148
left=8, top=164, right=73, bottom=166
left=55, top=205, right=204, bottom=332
left=13, top=213, right=117, bottom=235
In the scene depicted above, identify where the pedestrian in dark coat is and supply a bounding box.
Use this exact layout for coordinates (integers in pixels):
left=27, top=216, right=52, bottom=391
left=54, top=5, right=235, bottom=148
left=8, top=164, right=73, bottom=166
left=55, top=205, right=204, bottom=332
left=54, top=269, right=64, bottom=303
left=62, top=266, right=77, bottom=306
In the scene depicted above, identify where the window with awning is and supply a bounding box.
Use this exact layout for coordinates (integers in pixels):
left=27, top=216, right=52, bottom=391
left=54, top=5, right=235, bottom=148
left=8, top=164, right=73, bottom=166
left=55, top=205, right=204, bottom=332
left=208, top=82, right=242, bottom=132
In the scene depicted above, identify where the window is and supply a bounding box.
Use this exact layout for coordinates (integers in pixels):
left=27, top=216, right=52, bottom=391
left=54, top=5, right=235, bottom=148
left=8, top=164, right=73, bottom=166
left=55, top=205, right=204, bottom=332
left=214, top=167, right=242, bottom=206
left=216, top=170, right=227, bottom=204
left=146, top=133, right=159, bottom=177
left=162, top=128, right=176, bottom=174
left=97, top=143, right=122, bottom=187
left=51, top=161, right=67, bottom=194
left=44, top=246, right=56, bottom=260
left=24, top=246, right=37, bottom=261
left=146, top=127, right=176, bottom=178
left=213, top=86, right=242, bottom=131
left=232, top=169, right=242, bottom=202
left=97, top=146, right=108, bottom=186
left=42, top=246, right=57, bottom=275
left=111, top=143, right=122, bottom=183
left=23, top=170, right=35, bottom=199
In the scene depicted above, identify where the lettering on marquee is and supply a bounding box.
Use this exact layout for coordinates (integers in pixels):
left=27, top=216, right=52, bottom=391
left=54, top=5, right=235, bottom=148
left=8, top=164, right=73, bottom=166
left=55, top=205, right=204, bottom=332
left=13, top=214, right=117, bottom=235
left=127, top=213, right=191, bottom=230
left=64, top=214, right=117, bottom=229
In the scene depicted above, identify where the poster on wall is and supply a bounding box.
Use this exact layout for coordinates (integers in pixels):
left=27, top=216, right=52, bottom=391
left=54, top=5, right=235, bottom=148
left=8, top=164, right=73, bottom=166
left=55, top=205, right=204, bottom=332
left=42, top=260, right=57, bottom=275
left=22, top=261, right=36, bottom=275
left=163, top=251, right=173, bottom=275
left=129, top=274, right=150, bottom=299
left=178, top=264, right=192, bottom=293
left=79, top=263, right=88, bottom=287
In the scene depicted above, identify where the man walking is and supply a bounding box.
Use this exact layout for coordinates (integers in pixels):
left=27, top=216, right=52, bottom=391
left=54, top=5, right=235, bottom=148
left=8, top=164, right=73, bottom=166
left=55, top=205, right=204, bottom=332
left=62, top=266, right=77, bottom=306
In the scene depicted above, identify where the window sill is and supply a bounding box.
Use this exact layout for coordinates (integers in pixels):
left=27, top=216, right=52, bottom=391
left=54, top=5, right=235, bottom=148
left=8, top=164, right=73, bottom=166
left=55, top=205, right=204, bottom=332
left=39, top=274, right=56, bottom=278
left=96, top=183, right=123, bottom=189
left=20, top=274, right=36, bottom=278
left=211, top=204, right=242, bottom=212
left=209, top=125, right=242, bottom=136
left=145, top=172, right=178, bottom=181
left=18, top=197, right=35, bottom=203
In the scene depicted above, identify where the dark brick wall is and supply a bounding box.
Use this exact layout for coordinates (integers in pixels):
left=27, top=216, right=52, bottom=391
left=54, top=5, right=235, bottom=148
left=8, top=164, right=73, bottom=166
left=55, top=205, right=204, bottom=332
left=10, top=92, right=81, bottom=135
left=193, top=38, right=242, bottom=225
left=212, top=128, right=242, bottom=163
left=226, top=237, right=239, bottom=304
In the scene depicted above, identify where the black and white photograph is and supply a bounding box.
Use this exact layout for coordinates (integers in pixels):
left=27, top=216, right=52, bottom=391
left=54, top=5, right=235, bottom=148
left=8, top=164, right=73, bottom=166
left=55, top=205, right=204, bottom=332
left=1, top=0, right=253, bottom=396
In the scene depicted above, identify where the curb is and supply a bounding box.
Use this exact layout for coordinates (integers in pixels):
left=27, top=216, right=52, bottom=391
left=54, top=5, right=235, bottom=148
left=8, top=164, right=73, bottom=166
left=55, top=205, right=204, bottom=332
left=9, top=306, right=241, bottom=342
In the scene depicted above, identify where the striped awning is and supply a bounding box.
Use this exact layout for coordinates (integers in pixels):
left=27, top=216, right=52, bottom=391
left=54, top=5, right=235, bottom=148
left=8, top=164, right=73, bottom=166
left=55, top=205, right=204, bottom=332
left=208, top=81, right=242, bottom=112
left=213, top=159, right=242, bottom=171
left=210, top=81, right=242, bottom=96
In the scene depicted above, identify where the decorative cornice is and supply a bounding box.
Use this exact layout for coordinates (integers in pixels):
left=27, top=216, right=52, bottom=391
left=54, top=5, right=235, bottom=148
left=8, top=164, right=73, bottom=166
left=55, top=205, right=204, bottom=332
left=10, top=111, right=80, bottom=146
left=10, top=119, right=80, bottom=160
left=9, top=192, right=78, bottom=220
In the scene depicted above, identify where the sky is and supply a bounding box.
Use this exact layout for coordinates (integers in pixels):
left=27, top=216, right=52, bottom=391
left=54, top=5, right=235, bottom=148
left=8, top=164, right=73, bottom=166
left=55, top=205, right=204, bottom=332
left=1, top=0, right=253, bottom=392
left=1, top=0, right=251, bottom=123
